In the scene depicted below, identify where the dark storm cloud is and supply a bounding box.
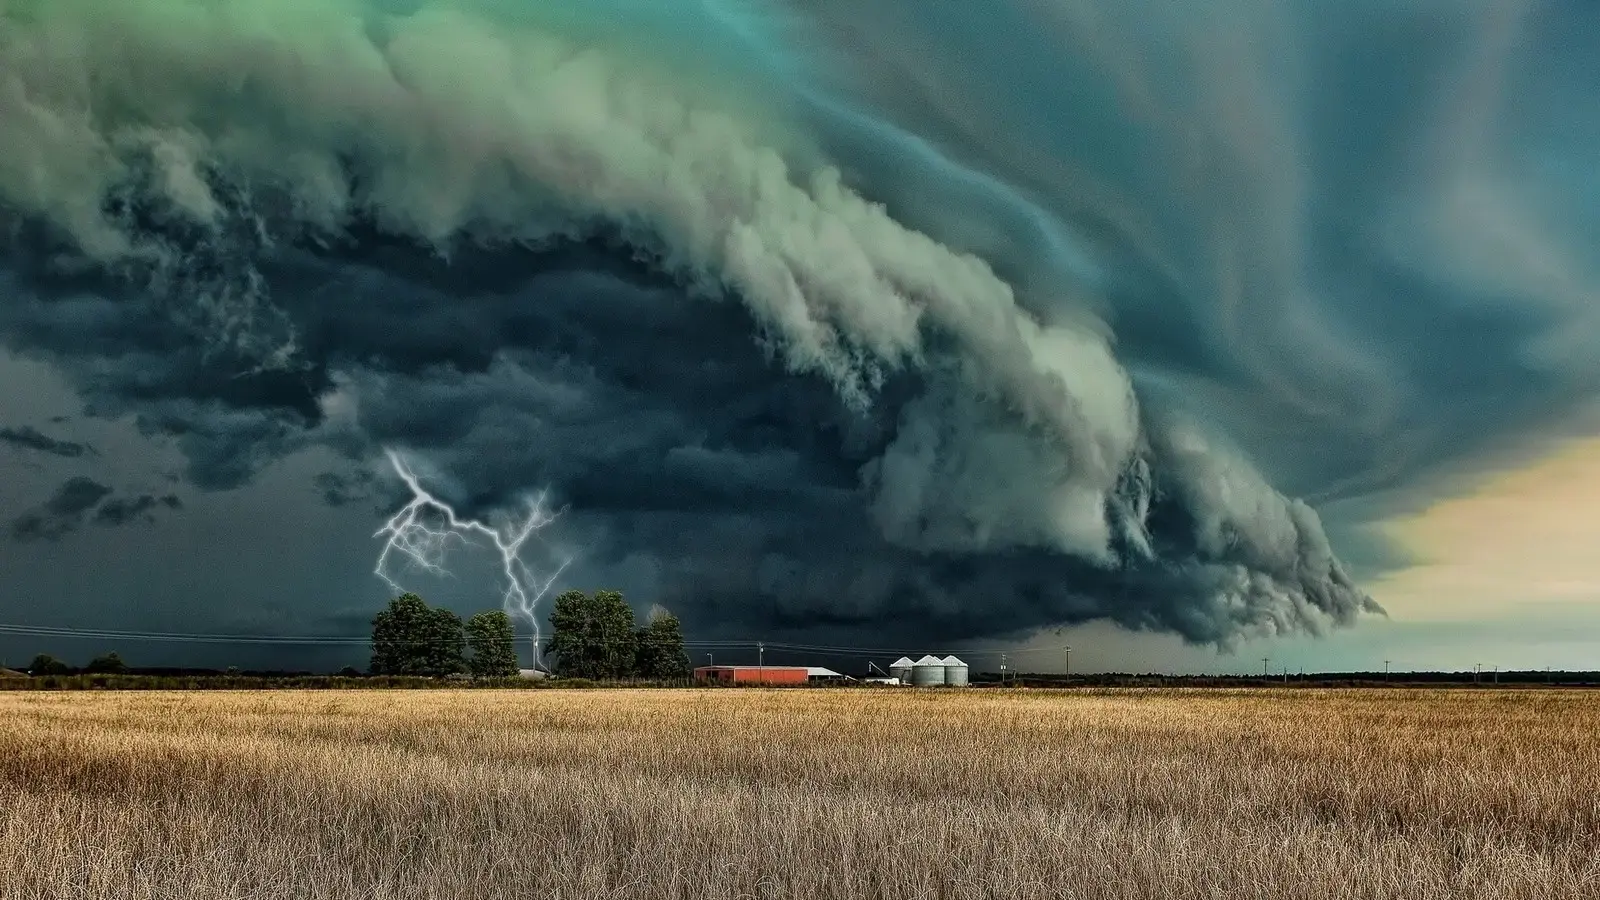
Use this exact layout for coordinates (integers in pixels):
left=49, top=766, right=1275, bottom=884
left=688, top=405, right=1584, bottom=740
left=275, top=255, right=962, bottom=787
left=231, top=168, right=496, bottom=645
left=10, top=474, right=183, bottom=540
left=787, top=0, right=1600, bottom=512
left=93, top=493, right=182, bottom=527
left=1, top=0, right=1592, bottom=649
left=12, top=477, right=113, bottom=542
left=313, top=471, right=380, bottom=509
left=0, top=425, right=91, bottom=459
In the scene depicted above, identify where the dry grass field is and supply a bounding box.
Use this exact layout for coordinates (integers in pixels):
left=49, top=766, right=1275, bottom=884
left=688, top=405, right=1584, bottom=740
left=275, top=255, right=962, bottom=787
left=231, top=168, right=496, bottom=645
left=1, top=688, right=1597, bottom=900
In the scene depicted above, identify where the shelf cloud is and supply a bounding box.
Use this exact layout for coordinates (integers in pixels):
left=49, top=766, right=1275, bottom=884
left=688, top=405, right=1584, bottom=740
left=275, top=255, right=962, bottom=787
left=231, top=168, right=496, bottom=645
left=2, top=0, right=1590, bottom=649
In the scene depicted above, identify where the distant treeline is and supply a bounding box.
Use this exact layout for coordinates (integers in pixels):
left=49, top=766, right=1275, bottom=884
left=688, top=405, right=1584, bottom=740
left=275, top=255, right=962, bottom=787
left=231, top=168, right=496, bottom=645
left=3, top=587, right=692, bottom=685
left=987, top=672, right=1600, bottom=687
left=0, top=673, right=703, bottom=691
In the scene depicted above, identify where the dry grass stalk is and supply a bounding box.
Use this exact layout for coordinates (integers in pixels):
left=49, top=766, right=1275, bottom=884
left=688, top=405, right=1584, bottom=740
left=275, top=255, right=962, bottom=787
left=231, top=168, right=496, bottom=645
left=2, top=688, right=1597, bottom=899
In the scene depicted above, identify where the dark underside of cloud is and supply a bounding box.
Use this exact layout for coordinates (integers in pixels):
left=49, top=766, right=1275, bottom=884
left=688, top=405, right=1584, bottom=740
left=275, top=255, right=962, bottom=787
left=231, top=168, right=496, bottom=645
left=10, top=474, right=181, bottom=541
left=11, top=477, right=113, bottom=542
left=1, top=0, right=1593, bottom=648
left=93, top=493, right=182, bottom=527
left=0, top=425, right=91, bottom=458
left=7, top=229, right=1365, bottom=645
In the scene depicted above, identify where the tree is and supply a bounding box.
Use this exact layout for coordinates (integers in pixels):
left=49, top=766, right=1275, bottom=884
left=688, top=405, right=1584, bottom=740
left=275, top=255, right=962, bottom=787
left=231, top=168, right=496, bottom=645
left=85, top=652, right=128, bottom=674
left=28, top=654, right=71, bottom=675
left=371, top=593, right=429, bottom=676
left=466, top=610, right=519, bottom=677
left=545, top=590, right=589, bottom=677
left=546, top=589, right=639, bottom=679
left=370, top=593, right=466, bottom=677
left=421, top=606, right=467, bottom=677
left=635, top=611, right=691, bottom=679
left=590, top=591, right=639, bottom=678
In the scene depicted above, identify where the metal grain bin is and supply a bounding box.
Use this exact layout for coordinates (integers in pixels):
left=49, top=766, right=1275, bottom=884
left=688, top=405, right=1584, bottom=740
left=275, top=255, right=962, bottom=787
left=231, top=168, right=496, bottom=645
left=911, top=654, right=947, bottom=686
left=889, top=657, right=916, bottom=683
left=941, top=655, right=969, bottom=687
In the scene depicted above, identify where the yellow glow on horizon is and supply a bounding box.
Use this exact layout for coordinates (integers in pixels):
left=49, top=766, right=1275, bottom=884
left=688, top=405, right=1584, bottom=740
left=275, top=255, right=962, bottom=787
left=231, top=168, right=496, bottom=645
left=1369, top=437, right=1600, bottom=621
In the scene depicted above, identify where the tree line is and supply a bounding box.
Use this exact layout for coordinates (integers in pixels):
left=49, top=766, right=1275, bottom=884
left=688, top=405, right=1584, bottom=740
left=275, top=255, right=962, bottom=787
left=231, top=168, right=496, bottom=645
left=367, top=589, right=690, bottom=680
left=367, top=594, right=521, bottom=677
left=546, top=589, right=691, bottom=680
left=11, top=589, right=690, bottom=681
left=23, top=652, right=129, bottom=676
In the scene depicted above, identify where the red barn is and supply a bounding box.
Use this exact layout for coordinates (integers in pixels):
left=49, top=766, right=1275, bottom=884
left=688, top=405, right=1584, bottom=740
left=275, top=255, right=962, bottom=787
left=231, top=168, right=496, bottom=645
left=693, top=665, right=810, bottom=685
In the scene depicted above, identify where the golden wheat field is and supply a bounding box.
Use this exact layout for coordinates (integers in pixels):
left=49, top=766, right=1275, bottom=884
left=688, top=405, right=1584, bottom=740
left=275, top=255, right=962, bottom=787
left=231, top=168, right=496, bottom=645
left=1, top=688, right=1597, bottom=900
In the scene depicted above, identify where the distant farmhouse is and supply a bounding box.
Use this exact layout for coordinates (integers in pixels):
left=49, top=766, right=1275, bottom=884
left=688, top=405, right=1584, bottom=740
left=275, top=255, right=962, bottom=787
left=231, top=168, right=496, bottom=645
left=693, top=656, right=968, bottom=686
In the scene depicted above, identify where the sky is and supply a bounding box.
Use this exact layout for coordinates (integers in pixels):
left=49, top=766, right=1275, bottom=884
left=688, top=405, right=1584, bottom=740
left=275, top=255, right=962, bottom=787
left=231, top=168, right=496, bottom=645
left=1, top=0, right=1598, bottom=674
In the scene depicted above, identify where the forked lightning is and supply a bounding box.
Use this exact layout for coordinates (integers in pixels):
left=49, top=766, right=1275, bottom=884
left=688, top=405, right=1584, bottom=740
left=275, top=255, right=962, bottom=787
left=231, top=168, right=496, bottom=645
left=374, top=449, right=569, bottom=664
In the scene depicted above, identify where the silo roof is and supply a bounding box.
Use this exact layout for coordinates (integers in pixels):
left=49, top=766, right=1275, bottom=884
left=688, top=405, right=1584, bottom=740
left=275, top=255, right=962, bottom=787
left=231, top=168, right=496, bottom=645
left=890, top=657, right=916, bottom=667
left=941, top=655, right=967, bottom=667
left=914, top=655, right=944, bottom=665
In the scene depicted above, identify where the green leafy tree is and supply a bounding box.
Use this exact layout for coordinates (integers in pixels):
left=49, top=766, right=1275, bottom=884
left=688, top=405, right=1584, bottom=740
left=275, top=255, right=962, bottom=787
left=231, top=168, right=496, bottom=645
left=370, top=593, right=466, bottom=676
left=590, top=591, right=638, bottom=678
left=547, top=589, right=639, bottom=679
left=28, top=654, right=71, bottom=675
left=545, top=590, right=588, bottom=676
left=466, top=610, right=519, bottom=677
left=422, top=606, right=467, bottom=676
left=371, top=593, right=429, bottom=676
left=634, top=611, right=691, bottom=679
left=85, top=652, right=128, bottom=674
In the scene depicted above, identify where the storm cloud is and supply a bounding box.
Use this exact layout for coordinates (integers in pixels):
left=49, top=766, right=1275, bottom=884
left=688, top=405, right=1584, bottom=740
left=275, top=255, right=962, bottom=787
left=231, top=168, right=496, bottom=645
left=10, top=474, right=182, bottom=540
left=93, top=493, right=183, bottom=527
left=0, top=0, right=1591, bottom=650
left=12, top=477, right=112, bottom=542
left=0, top=425, right=90, bottom=459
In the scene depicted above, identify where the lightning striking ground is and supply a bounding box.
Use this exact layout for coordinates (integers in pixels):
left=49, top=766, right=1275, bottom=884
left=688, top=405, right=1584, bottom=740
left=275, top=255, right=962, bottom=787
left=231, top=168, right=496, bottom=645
left=374, top=449, right=570, bottom=665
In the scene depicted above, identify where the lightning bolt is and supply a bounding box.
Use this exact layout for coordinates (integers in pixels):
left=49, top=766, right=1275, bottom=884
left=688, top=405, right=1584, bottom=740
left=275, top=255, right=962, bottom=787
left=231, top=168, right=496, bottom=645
left=374, top=449, right=571, bottom=666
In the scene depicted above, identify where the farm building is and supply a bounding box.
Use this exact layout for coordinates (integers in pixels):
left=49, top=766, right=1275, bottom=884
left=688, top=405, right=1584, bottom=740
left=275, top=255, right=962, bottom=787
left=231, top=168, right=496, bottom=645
left=692, top=660, right=965, bottom=686
left=694, top=665, right=810, bottom=685
left=911, top=655, right=947, bottom=686
left=693, top=666, right=855, bottom=685
left=904, top=655, right=971, bottom=686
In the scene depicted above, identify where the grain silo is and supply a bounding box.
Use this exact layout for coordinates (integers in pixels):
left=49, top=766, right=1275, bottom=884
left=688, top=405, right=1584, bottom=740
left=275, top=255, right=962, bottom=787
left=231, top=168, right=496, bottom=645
left=941, top=655, right=969, bottom=686
left=911, top=654, right=947, bottom=686
left=889, top=657, right=916, bottom=683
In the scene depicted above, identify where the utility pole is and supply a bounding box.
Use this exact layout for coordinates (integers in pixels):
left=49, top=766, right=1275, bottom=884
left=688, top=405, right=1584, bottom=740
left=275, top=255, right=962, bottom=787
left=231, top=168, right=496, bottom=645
left=1000, top=653, right=1008, bottom=686
left=757, top=641, right=764, bottom=685
left=1474, top=663, right=1480, bottom=685
left=1384, top=660, right=1390, bottom=682
left=1065, top=646, right=1071, bottom=680
left=1493, top=665, right=1498, bottom=685
left=1262, top=657, right=1270, bottom=680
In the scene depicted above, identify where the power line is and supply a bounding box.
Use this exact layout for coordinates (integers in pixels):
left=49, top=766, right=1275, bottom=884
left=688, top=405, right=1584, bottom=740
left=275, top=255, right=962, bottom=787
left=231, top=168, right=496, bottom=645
left=0, top=624, right=374, bottom=645
left=685, top=639, right=1076, bottom=658
left=0, top=622, right=1076, bottom=658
